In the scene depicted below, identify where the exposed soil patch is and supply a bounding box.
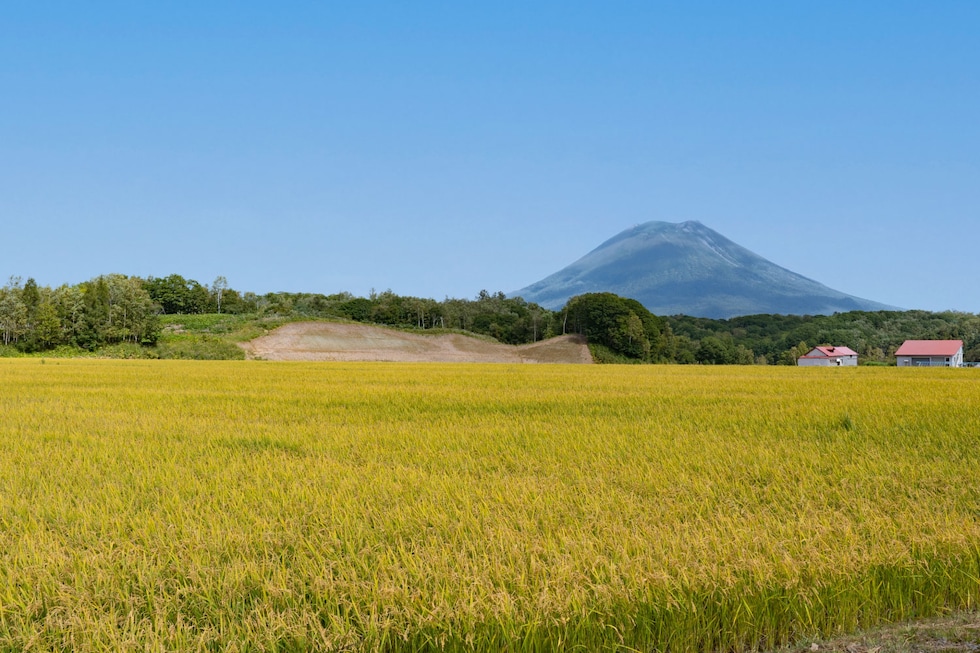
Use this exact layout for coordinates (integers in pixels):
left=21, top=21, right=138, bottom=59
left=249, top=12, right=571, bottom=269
left=239, top=322, right=593, bottom=363
left=775, top=611, right=980, bottom=653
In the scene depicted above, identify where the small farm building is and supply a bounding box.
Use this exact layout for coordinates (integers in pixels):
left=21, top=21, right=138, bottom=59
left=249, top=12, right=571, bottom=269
left=797, top=346, right=859, bottom=367
left=895, top=340, right=964, bottom=367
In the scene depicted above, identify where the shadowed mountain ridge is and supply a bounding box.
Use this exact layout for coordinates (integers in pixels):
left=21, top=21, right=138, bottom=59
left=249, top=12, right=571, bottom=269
left=514, top=221, right=897, bottom=318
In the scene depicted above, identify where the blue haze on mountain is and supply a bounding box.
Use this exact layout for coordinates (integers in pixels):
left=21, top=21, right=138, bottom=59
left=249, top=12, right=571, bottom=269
left=514, top=221, right=897, bottom=318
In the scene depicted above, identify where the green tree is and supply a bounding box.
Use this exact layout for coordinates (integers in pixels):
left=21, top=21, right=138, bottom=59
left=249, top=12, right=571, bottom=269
left=673, top=335, right=697, bottom=364
left=779, top=341, right=810, bottom=365
left=78, top=275, right=159, bottom=349
left=80, top=276, right=111, bottom=348
left=21, top=277, right=40, bottom=321
left=339, top=296, right=373, bottom=322
left=696, top=337, right=735, bottom=365
left=0, top=281, right=27, bottom=347
left=370, top=290, right=406, bottom=325
left=107, top=275, right=159, bottom=344
left=52, top=284, right=85, bottom=345
left=13, top=278, right=43, bottom=351
left=563, top=293, right=662, bottom=361
left=211, top=276, right=229, bottom=313
left=527, top=303, right=549, bottom=342
left=144, top=274, right=210, bottom=314
left=32, top=293, right=62, bottom=350
left=620, top=313, right=650, bottom=359
left=217, top=288, right=249, bottom=314
left=734, top=344, right=756, bottom=365
left=18, top=280, right=62, bottom=352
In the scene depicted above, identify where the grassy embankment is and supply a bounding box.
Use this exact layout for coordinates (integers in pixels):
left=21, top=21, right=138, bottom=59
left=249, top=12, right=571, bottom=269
left=0, top=314, right=505, bottom=360
left=153, top=313, right=273, bottom=359
left=0, top=314, right=280, bottom=360
left=0, top=362, right=977, bottom=651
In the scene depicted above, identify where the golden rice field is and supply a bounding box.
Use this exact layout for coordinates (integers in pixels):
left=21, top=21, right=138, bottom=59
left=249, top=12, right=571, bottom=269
left=0, top=359, right=978, bottom=652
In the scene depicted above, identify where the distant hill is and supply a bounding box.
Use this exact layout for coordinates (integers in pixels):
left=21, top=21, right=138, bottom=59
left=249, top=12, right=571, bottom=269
left=514, top=221, right=898, bottom=318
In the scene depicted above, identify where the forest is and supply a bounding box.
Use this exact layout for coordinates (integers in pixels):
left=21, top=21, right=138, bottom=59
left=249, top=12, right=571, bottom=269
left=1, top=273, right=978, bottom=364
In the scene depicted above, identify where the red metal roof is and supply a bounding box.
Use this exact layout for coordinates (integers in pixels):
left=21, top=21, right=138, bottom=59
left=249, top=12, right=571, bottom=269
left=800, top=346, right=858, bottom=359
left=894, top=340, right=963, bottom=356
left=814, top=346, right=858, bottom=357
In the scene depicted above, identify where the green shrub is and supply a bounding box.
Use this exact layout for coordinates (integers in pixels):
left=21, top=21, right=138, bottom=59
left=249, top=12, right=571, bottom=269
left=0, top=345, right=23, bottom=358
left=588, top=343, right=644, bottom=364
left=96, top=343, right=159, bottom=359
left=155, top=337, right=246, bottom=360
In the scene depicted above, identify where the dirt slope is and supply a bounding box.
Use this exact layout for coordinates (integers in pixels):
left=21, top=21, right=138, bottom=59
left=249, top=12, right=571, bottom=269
left=239, top=322, right=593, bottom=363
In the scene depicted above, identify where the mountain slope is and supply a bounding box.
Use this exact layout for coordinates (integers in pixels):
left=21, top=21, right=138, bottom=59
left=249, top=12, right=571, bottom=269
left=514, top=221, right=897, bottom=318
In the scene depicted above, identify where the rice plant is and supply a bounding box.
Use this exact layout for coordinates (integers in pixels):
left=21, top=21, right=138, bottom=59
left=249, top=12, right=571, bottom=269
left=0, top=360, right=976, bottom=651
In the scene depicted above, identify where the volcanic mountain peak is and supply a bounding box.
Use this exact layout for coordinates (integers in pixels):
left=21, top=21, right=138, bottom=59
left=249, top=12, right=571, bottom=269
left=514, top=221, right=897, bottom=318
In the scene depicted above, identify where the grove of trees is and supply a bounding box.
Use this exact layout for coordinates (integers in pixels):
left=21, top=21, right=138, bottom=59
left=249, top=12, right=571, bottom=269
left=3, top=273, right=979, bottom=365
left=1, top=275, right=160, bottom=352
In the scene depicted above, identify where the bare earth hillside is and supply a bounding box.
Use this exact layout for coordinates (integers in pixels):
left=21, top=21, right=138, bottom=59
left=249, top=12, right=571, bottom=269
left=240, top=322, right=593, bottom=363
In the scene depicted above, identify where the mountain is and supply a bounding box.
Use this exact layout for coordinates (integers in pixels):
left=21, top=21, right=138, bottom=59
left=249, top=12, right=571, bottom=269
left=513, top=221, right=898, bottom=318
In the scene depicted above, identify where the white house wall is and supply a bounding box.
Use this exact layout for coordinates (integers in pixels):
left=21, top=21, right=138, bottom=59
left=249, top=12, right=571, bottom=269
left=798, top=355, right=858, bottom=367
left=798, top=357, right=830, bottom=367
left=897, top=352, right=963, bottom=367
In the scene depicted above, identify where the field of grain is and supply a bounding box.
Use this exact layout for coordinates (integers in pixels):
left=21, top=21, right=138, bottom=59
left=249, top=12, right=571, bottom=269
left=0, top=360, right=977, bottom=651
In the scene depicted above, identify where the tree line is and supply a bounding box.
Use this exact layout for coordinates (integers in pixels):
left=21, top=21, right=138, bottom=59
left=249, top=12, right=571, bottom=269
left=0, top=274, right=242, bottom=353
left=0, top=275, right=556, bottom=354
left=666, top=310, right=980, bottom=365
left=2, top=273, right=978, bottom=364
left=1, top=275, right=158, bottom=352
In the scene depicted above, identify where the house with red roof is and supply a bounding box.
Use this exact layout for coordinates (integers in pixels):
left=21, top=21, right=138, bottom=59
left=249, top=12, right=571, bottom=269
left=895, top=340, right=963, bottom=367
left=797, top=345, right=859, bottom=367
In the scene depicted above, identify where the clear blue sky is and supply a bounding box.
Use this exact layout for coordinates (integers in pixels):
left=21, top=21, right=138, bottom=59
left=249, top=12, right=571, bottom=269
left=2, top=2, right=978, bottom=312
